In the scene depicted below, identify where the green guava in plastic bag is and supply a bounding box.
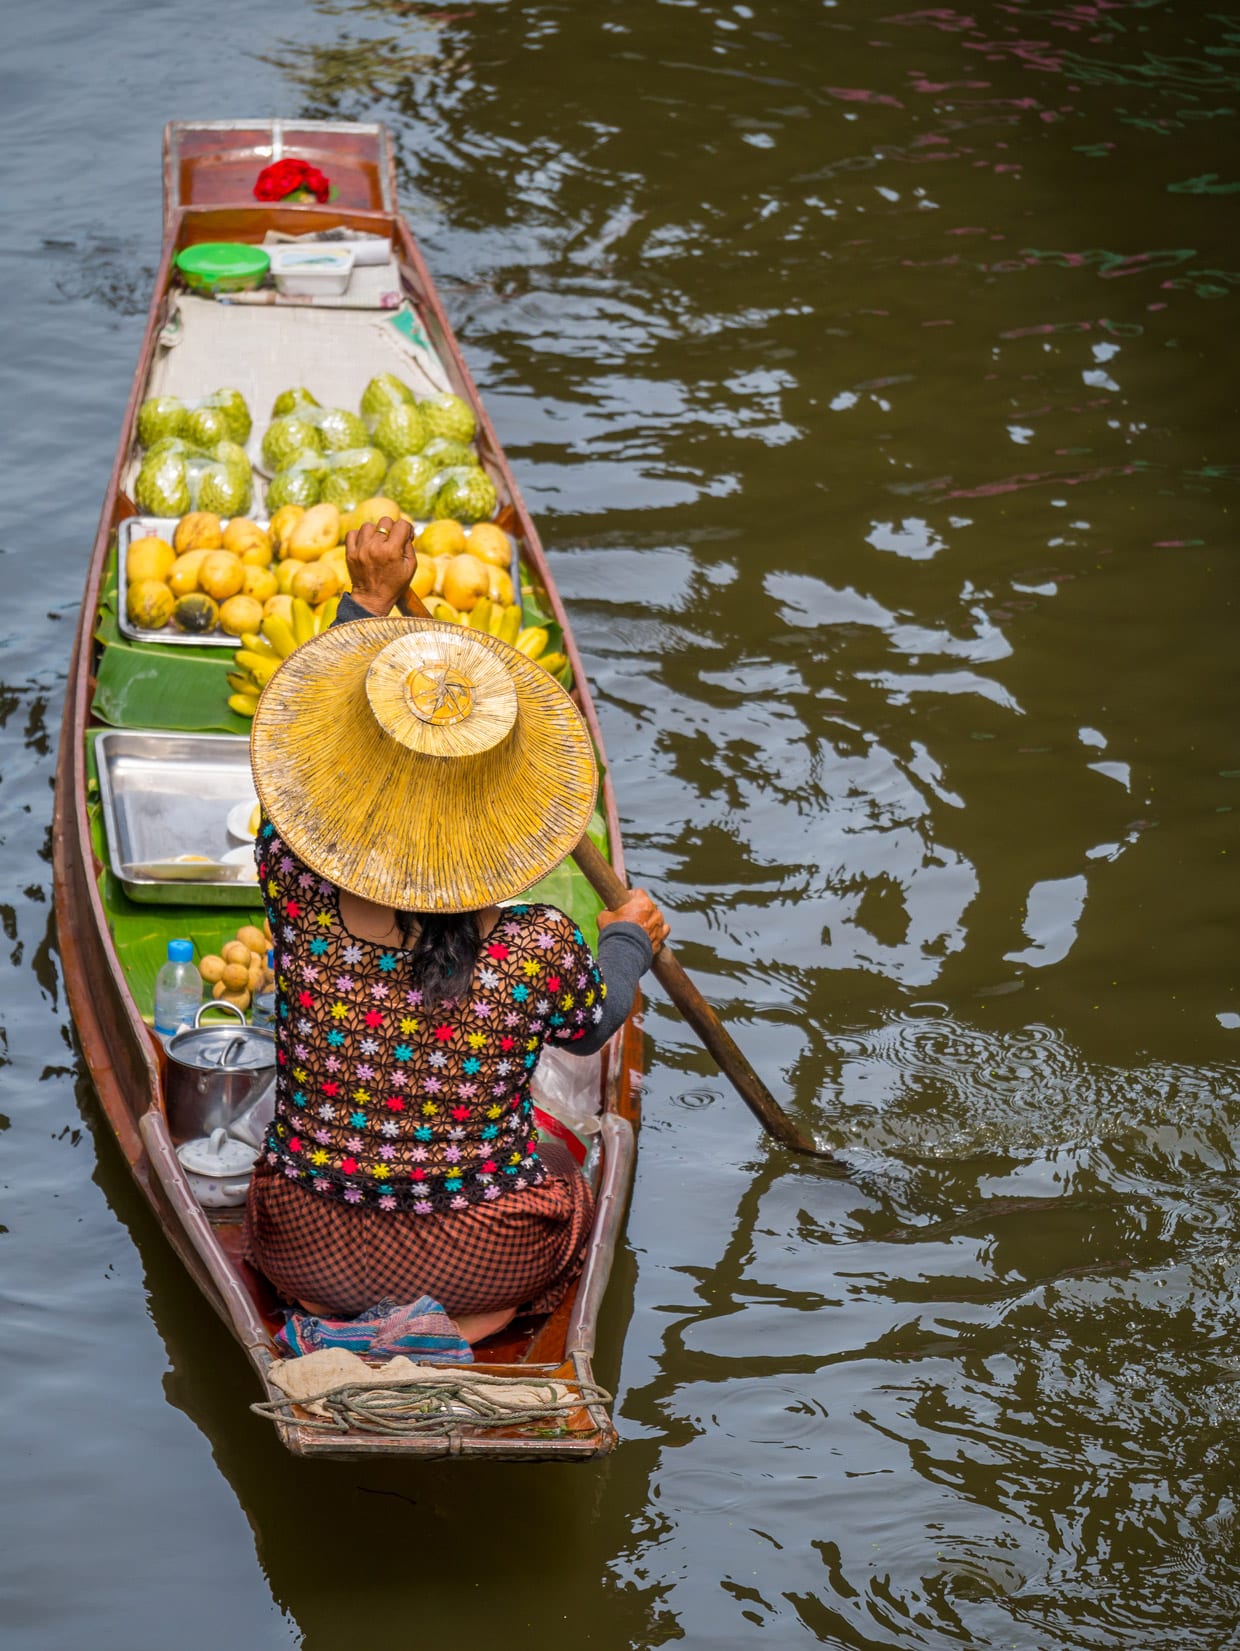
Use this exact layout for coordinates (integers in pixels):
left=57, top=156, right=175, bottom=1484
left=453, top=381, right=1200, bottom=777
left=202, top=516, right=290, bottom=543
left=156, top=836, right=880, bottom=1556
left=419, top=393, right=477, bottom=446
left=421, top=436, right=478, bottom=472
left=382, top=455, right=438, bottom=518
left=432, top=466, right=497, bottom=525
left=137, top=396, right=188, bottom=449
left=316, top=407, right=370, bottom=453
left=271, top=386, right=321, bottom=419
left=373, top=404, right=428, bottom=462
left=135, top=451, right=191, bottom=516
left=262, top=415, right=324, bottom=472
left=266, top=464, right=325, bottom=511
left=360, top=373, right=415, bottom=427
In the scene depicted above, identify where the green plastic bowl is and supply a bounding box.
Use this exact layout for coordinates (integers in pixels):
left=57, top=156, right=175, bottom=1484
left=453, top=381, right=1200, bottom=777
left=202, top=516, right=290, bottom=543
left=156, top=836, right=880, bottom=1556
left=175, top=242, right=271, bottom=294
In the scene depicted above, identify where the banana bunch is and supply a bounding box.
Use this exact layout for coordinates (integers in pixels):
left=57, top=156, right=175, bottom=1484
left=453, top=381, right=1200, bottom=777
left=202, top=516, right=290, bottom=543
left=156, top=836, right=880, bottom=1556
left=226, top=595, right=340, bottom=718
left=422, top=594, right=524, bottom=644
left=513, top=625, right=570, bottom=685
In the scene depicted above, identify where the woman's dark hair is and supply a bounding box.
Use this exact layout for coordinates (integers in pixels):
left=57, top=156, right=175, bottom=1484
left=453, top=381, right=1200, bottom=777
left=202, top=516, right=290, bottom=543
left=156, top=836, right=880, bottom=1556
left=395, top=911, right=481, bottom=1006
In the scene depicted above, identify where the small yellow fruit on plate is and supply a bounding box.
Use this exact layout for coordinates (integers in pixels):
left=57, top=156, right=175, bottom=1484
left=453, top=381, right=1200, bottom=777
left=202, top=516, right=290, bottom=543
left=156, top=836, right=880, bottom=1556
left=269, top=504, right=305, bottom=556
left=127, top=578, right=174, bottom=630
left=466, top=521, right=512, bottom=569
left=287, top=502, right=341, bottom=560
left=174, top=512, right=223, bottom=554
left=172, top=592, right=219, bottom=633
left=199, top=551, right=245, bottom=602
left=242, top=564, right=279, bottom=603
left=237, top=923, right=267, bottom=954
left=222, top=517, right=271, bottom=560
left=222, top=961, right=250, bottom=990
left=221, top=939, right=252, bottom=967
left=291, top=561, right=339, bottom=606
left=218, top=593, right=265, bottom=638
left=213, top=982, right=251, bottom=1011
left=417, top=518, right=467, bottom=559
left=442, top=552, right=489, bottom=613
left=341, top=496, right=403, bottom=536
left=263, top=592, right=295, bottom=623
left=126, top=534, right=176, bottom=584
left=168, top=550, right=207, bottom=597
left=198, top=954, right=226, bottom=984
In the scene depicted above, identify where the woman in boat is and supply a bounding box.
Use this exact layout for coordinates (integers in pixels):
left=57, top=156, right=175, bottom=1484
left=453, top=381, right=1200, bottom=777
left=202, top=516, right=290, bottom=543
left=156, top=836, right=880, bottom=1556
left=244, top=517, right=668, bottom=1345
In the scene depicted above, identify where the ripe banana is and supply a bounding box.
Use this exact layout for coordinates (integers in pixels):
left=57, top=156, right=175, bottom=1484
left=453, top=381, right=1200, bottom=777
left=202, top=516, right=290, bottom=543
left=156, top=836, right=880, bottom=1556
left=261, top=615, right=298, bottom=659
left=538, top=651, right=568, bottom=676
left=515, top=626, right=549, bottom=660
left=466, top=597, right=494, bottom=633
left=291, top=598, right=316, bottom=647
left=495, top=603, right=522, bottom=645
left=235, top=650, right=279, bottom=687
left=228, top=693, right=259, bottom=719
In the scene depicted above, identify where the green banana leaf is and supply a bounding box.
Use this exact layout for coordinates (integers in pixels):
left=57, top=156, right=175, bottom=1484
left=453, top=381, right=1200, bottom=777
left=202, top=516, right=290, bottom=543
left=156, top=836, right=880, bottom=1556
left=93, top=543, right=252, bottom=734
left=92, top=642, right=251, bottom=735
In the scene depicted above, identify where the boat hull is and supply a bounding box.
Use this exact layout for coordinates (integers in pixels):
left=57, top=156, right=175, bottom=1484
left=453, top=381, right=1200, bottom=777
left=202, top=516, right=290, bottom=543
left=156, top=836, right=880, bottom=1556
left=52, top=119, right=643, bottom=1461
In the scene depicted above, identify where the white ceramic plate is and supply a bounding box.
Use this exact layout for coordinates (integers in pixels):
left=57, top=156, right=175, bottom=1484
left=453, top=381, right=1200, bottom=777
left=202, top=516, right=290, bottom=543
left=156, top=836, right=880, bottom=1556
left=226, top=800, right=261, bottom=842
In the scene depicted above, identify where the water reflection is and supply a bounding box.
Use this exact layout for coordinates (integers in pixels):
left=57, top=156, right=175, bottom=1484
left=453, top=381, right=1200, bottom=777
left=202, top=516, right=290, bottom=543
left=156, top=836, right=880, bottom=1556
left=7, top=0, right=1240, bottom=1644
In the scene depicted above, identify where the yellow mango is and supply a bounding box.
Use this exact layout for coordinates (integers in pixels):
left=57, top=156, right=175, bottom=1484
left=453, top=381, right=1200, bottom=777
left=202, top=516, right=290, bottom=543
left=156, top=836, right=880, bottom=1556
left=222, top=517, right=271, bottom=560
left=174, top=512, right=223, bottom=554
left=269, top=504, right=305, bottom=557
left=286, top=503, right=341, bottom=561
left=291, top=561, right=340, bottom=607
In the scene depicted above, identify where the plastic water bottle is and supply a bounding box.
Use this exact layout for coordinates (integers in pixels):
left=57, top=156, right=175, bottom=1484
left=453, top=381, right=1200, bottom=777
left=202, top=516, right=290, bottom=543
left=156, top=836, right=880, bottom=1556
left=154, top=939, right=201, bottom=1045
left=252, top=950, right=277, bottom=1031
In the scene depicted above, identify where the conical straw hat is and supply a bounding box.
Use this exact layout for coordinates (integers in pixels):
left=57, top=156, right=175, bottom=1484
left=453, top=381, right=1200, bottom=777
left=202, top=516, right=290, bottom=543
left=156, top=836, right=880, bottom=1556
left=250, top=617, right=598, bottom=913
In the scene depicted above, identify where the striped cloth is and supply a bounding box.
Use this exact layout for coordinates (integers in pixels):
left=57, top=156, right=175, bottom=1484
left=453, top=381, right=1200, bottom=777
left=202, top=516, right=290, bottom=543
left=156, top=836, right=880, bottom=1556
left=276, top=1296, right=472, bottom=1362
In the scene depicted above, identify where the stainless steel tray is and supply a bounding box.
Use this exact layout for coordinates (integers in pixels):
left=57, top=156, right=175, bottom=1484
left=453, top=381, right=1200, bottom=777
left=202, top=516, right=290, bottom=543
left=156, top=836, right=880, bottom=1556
left=117, top=516, right=264, bottom=648
left=95, top=731, right=260, bottom=905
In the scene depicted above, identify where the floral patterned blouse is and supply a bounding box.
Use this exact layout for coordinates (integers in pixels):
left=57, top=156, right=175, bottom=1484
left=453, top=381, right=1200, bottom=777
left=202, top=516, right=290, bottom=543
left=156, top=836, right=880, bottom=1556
left=254, top=823, right=609, bottom=1214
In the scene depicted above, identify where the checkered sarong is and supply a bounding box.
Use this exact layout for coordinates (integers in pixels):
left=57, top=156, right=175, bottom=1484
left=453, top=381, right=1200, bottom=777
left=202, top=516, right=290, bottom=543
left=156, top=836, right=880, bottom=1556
left=245, top=1139, right=593, bottom=1318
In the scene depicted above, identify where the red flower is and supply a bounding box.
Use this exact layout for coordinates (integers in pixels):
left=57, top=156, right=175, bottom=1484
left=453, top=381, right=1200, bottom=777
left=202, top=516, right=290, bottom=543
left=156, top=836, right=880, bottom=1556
left=547, top=975, right=561, bottom=992
left=341, top=1156, right=358, bottom=1175
left=487, top=942, right=509, bottom=960
left=433, top=1024, right=455, bottom=1043
left=284, top=899, right=301, bottom=919
left=364, top=1009, right=384, bottom=1029
left=298, top=990, right=313, bottom=1008
left=411, top=1167, right=426, bottom=1180
left=482, top=1160, right=497, bottom=1174
left=321, top=1081, right=339, bottom=1097
left=253, top=158, right=331, bottom=204
left=288, top=1136, right=303, bottom=1154
left=385, top=1096, right=405, bottom=1111
left=451, top=1105, right=471, bottom=1122
left=500, top=1036, right=515, bottom=1051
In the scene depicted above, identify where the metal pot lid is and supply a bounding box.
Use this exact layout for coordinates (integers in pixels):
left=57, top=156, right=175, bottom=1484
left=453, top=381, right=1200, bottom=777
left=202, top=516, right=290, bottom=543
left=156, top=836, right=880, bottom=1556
left=168, top=1002, right=275, bottom=1071
left=176, top=1128, right=258, bottom=1178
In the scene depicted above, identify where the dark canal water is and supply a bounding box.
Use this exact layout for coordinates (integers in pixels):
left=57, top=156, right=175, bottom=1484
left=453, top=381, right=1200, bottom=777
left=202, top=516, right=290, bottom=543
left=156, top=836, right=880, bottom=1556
left=4, top=1, right=1240, bottom=1646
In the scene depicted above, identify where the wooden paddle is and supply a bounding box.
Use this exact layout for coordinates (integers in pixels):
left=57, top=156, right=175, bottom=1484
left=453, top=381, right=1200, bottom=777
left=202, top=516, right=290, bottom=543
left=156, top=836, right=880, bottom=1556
left=394, top=572, right=841, bottom=1166
left=571, top=836, right=844, bottom=1167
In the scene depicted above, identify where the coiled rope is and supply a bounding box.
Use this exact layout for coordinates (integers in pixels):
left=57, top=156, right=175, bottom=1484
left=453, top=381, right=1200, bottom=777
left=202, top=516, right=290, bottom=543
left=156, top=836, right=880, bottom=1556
left=252, top=1372, right=612, bottom=1438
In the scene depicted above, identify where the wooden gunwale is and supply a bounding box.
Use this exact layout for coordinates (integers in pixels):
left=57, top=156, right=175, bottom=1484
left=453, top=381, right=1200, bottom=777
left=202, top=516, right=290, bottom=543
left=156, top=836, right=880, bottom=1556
left=51, top=123, right=641, bottom=1462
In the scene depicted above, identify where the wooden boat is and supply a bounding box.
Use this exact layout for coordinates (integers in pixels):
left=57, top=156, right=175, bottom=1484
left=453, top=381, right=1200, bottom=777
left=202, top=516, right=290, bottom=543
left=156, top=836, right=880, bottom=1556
left=52, top=120, right=643, bottom=1461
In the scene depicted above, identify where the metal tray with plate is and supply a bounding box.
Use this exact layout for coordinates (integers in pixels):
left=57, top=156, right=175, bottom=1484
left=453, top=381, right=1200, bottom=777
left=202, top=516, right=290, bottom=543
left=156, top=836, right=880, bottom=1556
left=95, top=731, right=261, bottom=904
left=117, top=515, right=268, bottom=648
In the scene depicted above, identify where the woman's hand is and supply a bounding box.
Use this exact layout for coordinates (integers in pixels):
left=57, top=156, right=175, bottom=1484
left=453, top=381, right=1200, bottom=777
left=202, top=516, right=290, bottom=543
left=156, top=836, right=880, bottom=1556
left=345, top=516, right=418, bottom=618
left=598, top=889, right=670, bottom=954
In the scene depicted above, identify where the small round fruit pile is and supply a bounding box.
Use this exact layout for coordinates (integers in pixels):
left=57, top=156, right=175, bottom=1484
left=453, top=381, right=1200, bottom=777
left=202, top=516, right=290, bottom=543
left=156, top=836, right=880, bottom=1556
left=125, top=512, right=281, bottom=638
left=198, top=922, right=273, bottom=1015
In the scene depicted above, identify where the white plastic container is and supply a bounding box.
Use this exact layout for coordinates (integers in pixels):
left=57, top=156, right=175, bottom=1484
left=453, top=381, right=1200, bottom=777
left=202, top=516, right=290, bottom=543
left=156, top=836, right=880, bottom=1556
left=268, top=243, right=355, bottom=296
